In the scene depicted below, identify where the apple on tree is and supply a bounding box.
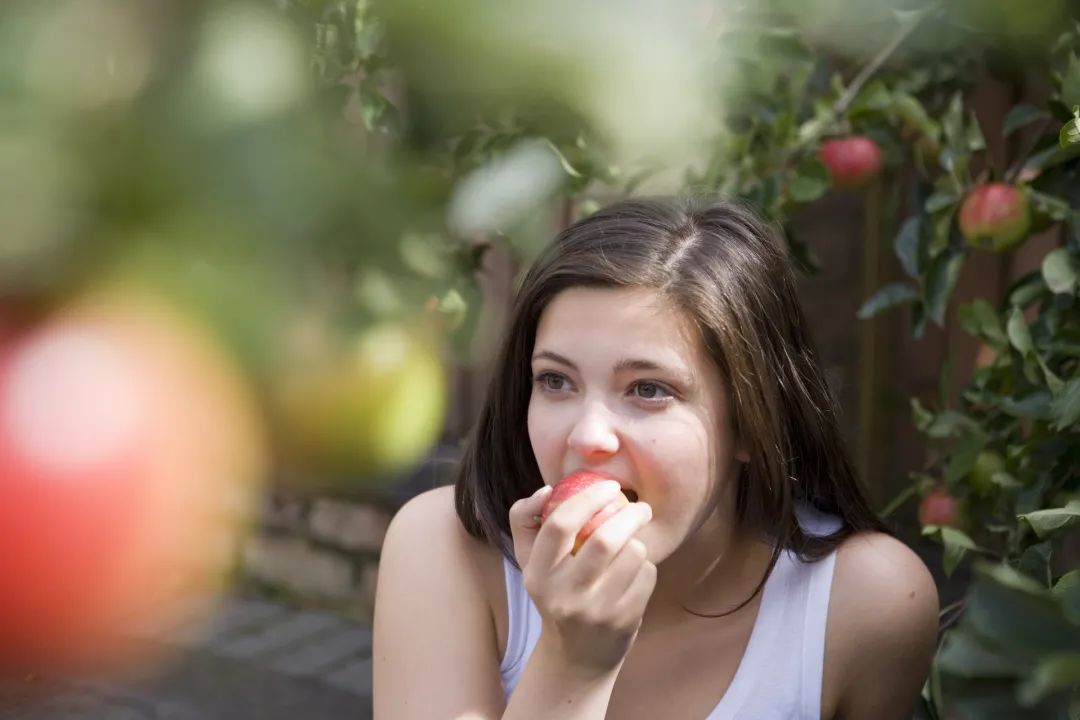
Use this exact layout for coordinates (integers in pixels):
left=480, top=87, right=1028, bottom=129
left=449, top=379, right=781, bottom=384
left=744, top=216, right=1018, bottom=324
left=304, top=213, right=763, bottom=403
left=959, top=182, right=1031, bottom=252
left=818, top=136, right=883, bottom=189
left=918, top=487, right=964, bottom=530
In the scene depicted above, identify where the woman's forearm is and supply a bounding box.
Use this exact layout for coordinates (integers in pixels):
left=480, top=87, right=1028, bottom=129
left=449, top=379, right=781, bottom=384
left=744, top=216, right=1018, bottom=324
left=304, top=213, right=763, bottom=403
left=502, top=644, right=622, bottom=720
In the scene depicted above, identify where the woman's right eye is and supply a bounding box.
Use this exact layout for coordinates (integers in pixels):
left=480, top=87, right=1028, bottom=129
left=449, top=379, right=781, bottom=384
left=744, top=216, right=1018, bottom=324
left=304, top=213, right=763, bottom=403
left=534, top=371, right=572, bottom=393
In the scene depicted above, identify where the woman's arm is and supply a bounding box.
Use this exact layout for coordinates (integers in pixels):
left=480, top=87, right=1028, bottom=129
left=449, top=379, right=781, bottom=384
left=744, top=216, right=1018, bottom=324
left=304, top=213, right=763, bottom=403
left=822, top=532, right=940, bottom=720
left=373, top=486, right=505, bottom=719
left=373, top=485, right=632, bottom=719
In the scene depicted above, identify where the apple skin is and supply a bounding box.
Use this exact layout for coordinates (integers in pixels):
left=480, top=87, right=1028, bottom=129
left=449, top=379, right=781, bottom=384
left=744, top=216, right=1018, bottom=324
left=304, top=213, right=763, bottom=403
left=958, top=183, right=1031, bottom=252
left=540, top=471, right=630, bottom=555
left=969, top=450, right=1005, bottom=495
left=918, top=488, right=963, bottom=529
left=818, top=136, right=883, bottom=189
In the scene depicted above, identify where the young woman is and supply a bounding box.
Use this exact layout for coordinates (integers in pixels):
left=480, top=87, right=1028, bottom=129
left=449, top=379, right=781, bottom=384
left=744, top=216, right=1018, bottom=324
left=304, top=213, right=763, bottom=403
left=373, top=196, right=939, bottom=719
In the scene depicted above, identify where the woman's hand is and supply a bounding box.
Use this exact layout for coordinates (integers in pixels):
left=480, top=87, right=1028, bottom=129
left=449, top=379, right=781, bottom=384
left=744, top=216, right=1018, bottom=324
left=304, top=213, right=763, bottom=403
left=508, top=481, right=655, bottom=676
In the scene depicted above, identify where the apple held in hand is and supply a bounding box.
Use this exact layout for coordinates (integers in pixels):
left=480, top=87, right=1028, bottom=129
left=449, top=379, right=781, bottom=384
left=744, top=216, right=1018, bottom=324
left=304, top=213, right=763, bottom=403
left=818, top=136, right=883, bottom=189
left=959, top=183, right=1031, bottom=252
left=540, top=471, right=634, bottom=555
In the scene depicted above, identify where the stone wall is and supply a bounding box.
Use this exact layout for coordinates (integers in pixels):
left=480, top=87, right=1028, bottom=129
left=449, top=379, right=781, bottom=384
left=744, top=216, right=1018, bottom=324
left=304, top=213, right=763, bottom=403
left=237, top=445, right=461, bottom=623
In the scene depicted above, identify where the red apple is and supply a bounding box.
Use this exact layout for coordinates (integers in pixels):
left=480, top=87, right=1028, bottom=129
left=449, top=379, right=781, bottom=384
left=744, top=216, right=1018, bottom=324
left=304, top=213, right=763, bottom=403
left=818, top=136, right=883, bottom=189
left=540, top=471, right=631, bottom=555
left=0, top=289, right=266, bottom=677
left=918, top=488, right=962, bottom=529
left=959, top=183, right=1031, bottom=252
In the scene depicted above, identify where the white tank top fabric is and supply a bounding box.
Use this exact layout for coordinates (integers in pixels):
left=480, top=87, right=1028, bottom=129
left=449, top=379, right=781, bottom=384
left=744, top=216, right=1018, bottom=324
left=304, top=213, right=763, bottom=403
left=498, top=503, right=843, bottom=719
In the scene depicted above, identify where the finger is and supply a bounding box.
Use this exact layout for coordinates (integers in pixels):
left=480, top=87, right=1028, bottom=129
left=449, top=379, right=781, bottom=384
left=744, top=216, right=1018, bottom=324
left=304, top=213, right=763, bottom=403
left=611, top=559, right=657, bottom=620
left=595, top=538, right=650, bottom=599
left=509, top=484, right=553, bottom=532
left=530, top=480, right=623, bottom=572
left=566, top=502, right=652, bottom=575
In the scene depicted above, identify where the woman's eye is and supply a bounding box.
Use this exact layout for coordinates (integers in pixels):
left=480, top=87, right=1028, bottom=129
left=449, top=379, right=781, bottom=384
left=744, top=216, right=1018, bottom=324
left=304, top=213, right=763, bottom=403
left=632, top=381, right=673, bottom=402
left=535, top=372, right=570, bottom=392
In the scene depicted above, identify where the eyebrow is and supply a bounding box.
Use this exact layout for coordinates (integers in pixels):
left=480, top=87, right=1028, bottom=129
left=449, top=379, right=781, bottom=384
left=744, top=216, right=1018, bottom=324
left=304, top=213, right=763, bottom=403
left=531, top=350, right=692, bottom=382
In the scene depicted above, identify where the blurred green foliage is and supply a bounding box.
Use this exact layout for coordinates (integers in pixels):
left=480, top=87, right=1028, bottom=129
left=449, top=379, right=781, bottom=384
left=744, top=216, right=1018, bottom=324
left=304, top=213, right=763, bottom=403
left=2, top=0, right=1079, bottom=714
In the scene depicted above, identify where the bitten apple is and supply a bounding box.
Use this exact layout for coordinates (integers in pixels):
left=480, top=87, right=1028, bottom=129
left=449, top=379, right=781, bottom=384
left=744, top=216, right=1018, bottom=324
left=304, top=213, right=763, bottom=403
left=540, top=471, right=632, bottom=555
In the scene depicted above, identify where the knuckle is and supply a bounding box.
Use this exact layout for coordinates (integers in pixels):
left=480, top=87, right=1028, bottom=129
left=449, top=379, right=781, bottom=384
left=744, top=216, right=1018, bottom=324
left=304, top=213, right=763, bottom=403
left=545, top=516, right=575, bottom=536
left=588, top=533, right=621, bottom=556
left=626, top=539, right=647, bottom=560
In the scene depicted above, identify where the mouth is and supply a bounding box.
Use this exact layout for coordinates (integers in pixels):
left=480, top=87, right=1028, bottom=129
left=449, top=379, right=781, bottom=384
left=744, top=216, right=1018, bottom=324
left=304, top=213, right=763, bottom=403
left=622, top=488, right=639, bottom=503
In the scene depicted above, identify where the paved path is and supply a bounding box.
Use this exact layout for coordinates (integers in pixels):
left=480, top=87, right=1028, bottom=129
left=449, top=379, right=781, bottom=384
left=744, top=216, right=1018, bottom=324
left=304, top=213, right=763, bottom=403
left=0, top=597, right=373, bottom=719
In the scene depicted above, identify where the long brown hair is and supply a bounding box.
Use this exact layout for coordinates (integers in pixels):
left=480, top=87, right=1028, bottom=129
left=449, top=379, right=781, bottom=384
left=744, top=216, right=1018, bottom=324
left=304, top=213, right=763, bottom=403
left=454, top=195, right=886, bottom=615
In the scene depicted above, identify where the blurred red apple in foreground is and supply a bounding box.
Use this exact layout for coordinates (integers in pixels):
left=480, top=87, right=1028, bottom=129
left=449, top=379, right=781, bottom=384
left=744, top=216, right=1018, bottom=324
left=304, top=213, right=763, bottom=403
left=959, top=183, right=1031, bottom=252
left=0, top=288, right=267, bottom=678
left=818, top=136, right=882, bottom=189
left=540, top=471, right=632, bottom=555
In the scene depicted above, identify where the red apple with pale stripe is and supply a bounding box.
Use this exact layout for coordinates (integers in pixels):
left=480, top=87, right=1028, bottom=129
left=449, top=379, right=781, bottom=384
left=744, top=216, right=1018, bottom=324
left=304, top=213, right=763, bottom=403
left=540, top=471, right=632, bottom=555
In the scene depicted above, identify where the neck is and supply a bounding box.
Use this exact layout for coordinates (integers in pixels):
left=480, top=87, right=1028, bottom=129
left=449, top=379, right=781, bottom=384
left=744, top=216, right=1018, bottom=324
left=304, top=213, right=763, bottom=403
left=641, top=509, right=775, bottom=632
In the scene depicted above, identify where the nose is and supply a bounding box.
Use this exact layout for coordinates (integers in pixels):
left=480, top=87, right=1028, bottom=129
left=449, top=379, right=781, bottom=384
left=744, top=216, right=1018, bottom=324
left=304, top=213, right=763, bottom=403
left=566, top=402, right=619, bottom=458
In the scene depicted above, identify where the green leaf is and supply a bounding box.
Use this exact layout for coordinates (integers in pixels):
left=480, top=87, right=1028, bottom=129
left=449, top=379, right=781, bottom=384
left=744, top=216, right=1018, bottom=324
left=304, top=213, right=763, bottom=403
left=1018, top=654, right=1080, bottom=706
left=966, top=111, right=986, bottom=152
left=925, top=190, right=960, bottom=213
left=959, top=300, right=1008, bottom=346
left=849, top=80, right=893, bottom=115
left=894, top=216, right=921, bottom=278
left=1053, top=571, right=1079, bottom=597
left=997, top=391, right=1053, bottom=420
left=1050, top=379, right=1080, bottom=429
left=1019, top=501, right=1080, bottom=539
left=1009, top=273, right=1049, bottom=309
left=911, top=397, right=934, bottom=431
left=857, top=283, right=919, bottom=319
left=946, top=430, right=989, bottom=485
left=1061, top=54, right=1080, bottom=110
left=942, top=526, right=977, bottom=577
left=1030, top=190, right=1076, bottom=224
left=1007, top=306, right=1034, bottom=355
left=925, top=250, right=965, bottom=326
left=1060, top=113, right=1080, bottom=150
left=926, top=410, right=980, bottom=439
left=1016, top=542, right=1053, bottom=587
left=1042, top=249, right=1079, bottom=294
left=937, top=631, right=1027, bottom=678
left=1004, top=104, right=1051, bottom=137
left=788, top=156, right=829, bottom=203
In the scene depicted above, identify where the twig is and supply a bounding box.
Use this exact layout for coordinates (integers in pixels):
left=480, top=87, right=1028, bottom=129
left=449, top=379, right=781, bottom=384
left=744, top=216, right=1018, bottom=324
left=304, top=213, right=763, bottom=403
left=1004, top=116, right=1056, bottom=184
left=938, top=597, right=968, bottom=632
left=832, top=10, right=934, bottom=119
left=782, top=4, right=941, bottom=167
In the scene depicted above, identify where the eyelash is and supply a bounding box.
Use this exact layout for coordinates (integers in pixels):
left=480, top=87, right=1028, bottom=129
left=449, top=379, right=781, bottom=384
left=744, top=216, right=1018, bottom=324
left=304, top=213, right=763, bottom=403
left=532, top=371, right=676, bottom=405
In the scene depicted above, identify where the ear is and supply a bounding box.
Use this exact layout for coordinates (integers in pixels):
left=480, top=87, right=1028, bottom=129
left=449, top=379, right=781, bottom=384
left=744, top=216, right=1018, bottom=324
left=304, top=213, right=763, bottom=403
left=734, top=439, right=750, bottom=464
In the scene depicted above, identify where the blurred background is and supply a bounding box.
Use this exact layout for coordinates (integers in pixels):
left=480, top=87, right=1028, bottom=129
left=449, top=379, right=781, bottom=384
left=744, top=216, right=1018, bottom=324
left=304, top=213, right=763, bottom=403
left=0, top=0, right=1078, bottom=718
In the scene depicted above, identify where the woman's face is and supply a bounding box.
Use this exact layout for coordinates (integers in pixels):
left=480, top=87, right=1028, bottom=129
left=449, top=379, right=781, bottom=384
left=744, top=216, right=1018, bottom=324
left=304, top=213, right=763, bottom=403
left=527, top=286, right=747, bottom=563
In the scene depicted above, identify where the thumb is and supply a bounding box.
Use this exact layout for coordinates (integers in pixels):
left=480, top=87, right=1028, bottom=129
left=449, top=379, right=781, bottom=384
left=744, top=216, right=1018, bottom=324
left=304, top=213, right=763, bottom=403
left=509, top=484, right=553, bottom=531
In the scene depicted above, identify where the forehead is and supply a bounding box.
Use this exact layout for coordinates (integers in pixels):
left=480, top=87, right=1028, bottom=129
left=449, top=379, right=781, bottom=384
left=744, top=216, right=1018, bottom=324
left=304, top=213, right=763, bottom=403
left=534, top=286, right=706, bottom=367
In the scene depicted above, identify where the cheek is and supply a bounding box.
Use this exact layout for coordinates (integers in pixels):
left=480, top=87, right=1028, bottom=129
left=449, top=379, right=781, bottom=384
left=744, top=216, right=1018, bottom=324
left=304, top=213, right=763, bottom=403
left=526, top=398, right=563, bottom=483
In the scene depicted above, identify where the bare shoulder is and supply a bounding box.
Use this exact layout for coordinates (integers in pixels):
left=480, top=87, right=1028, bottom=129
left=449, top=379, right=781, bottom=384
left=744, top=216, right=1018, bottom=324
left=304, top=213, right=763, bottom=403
left=373, top=485, right=506, bottom=719
left=821, top=532, right=940, bottom=720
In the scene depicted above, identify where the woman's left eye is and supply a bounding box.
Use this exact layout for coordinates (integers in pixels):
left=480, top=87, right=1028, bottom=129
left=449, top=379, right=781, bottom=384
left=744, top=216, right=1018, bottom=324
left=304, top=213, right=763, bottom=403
left=631, top=381, right=674, bottom=402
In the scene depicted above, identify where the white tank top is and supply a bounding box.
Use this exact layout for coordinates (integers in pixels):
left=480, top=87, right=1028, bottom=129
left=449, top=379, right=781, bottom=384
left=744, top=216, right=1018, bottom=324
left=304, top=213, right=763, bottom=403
left=498, top=504, right=843, bottom=719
